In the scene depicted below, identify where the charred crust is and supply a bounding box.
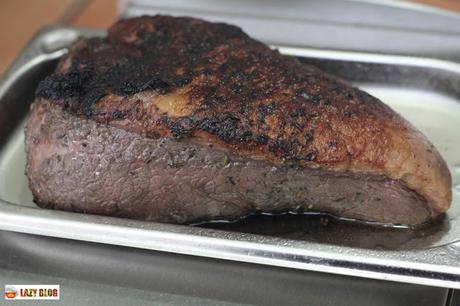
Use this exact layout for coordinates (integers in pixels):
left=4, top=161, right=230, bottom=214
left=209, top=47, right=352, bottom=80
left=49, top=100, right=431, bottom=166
left=112, top=110, right=124, bottom=119
left=328, top=140, right=337, bottom=148
left=171, top=117, right=195, bottom=139
left=196, top=113, right=254, bottom=144
left=305, top=151, right=318, bottom=161
left=269, top=139, right=300, bottom=160
left=305, top=131, right=314, bottom=142
left=254, top=134, right=269, bottom=144
left=36, top=15, right=246, bottom=115
left=35, top=15, right=397, bottom=167
left=289, top=108, right=306, bottom=117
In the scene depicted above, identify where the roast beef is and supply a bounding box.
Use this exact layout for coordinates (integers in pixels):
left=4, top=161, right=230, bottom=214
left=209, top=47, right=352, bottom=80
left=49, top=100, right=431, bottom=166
left=25, top=15, right=452, bottom=226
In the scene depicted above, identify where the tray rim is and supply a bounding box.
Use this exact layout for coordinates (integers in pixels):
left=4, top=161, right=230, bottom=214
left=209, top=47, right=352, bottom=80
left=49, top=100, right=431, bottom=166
left=1, top=25, right=460, bottom=289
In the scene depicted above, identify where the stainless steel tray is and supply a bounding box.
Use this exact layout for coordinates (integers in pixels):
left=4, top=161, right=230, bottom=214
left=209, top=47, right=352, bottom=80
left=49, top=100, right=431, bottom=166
left=1, top=26, right=460, bottom=289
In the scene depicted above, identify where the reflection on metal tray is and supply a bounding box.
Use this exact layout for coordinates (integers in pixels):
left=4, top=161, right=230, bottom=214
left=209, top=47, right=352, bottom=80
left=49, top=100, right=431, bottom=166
left=0, top=26, right=460, bottom=289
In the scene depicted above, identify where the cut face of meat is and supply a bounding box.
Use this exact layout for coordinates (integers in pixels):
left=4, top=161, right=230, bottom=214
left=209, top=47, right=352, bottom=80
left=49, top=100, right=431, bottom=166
left=26, top=102, right=432, bottom=225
